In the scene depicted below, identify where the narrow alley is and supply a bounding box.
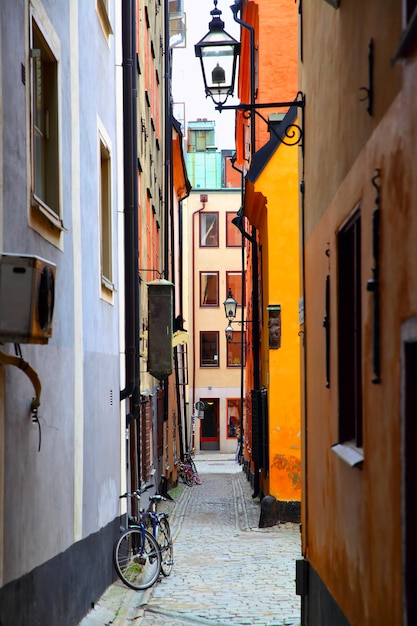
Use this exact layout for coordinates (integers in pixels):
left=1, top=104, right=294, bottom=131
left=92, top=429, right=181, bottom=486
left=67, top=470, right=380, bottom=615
left=81, top=454, right=301, bottom=626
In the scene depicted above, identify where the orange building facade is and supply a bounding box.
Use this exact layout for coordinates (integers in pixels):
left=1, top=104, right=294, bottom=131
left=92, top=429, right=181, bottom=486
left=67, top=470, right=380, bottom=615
left=298, top=2, right=417, bottom=624
left=233, top=1, right=301, bottom=513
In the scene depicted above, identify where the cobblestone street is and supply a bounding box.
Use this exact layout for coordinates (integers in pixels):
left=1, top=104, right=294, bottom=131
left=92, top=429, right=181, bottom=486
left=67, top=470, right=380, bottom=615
left=80, top=453, right=301, bottom=626
left=135, top=454, right=300, bottom=626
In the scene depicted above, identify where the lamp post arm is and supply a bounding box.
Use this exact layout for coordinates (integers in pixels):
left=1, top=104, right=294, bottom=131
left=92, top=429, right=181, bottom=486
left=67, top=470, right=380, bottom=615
left=215, top=97, right=305, bottom=112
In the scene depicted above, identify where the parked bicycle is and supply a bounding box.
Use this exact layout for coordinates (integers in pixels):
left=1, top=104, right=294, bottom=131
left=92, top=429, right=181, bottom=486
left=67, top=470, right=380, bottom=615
left=113, top=487, right=161, bottom=590
left=145, top=494, right=174, bottom=576
left=178, top=453, right=202, bottom=486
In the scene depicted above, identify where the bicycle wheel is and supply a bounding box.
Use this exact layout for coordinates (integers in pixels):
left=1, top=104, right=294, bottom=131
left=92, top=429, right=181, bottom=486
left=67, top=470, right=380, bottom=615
left=158, top=517, right=174, bottom=577
left=113, top=527, right=161, bottom=590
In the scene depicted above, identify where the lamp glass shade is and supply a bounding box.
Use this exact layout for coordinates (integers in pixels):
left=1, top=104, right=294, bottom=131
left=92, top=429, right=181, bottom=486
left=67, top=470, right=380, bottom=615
left=225, top=324, right=234, bottom=342
left=223, top=289, right=238, bottom=321
left=195, top=5, right=240, bottom=104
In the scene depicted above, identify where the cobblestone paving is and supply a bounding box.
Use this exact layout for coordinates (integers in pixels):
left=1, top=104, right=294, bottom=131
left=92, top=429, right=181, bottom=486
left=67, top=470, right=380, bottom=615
left=132, top=454, right=301, bottom=626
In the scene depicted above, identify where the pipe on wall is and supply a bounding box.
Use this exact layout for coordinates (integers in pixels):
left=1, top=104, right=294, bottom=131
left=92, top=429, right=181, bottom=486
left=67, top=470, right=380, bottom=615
left=120, top=0, right=139, bottom=403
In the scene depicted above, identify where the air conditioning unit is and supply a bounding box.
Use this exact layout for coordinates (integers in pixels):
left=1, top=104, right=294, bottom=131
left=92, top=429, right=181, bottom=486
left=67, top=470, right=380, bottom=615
left=0, top=253, right=56, bottom=344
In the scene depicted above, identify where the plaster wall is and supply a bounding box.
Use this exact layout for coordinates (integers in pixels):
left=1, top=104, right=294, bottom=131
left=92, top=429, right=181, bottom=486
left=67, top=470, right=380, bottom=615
left=258, top=141, right=301, bottom=502
left=255, top=0, right=298, bottom=150
left=186, top=189, right=244, bottom=453
left=303, top=66, right=417, bottom=626
left=299, top=0, right=402, bottom=238
left=0, top=0, right=121, bottom=590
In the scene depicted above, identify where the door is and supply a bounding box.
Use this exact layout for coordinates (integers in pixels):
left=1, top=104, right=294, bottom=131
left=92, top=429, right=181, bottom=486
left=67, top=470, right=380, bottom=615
left=200, top=398, right=219, bottom=451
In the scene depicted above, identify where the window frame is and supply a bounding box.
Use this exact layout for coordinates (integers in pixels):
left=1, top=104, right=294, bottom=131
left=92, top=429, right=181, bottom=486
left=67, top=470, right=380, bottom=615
left=226, top=212, right=242, bottom=247
left=200, top=331, right=219, bottom=368
left=226, top=398, right=245, bottom=439
left=393, top=0, right=417, bottom=61
left=200, top=271, right=219, bottom=307
left=227, top=330, right=245, bottom=368
left=337, top=209, right=363, bottom=453
left=30, top=10, right=63, bottom=236
left=99, top=130, right=114, bottom=296
left=96, top=0, right=113, bottom=38
left=199, top=212, right=219, bottom=248
left=226, top=271, right=244, bottom=307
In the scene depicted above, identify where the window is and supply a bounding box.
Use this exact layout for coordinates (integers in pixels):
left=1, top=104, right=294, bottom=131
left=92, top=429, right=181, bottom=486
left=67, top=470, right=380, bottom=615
left=200, top=272, right=219, bottom=306
left=405, top=0, right=417, bottom=24
left=401, top=319, right=417, bottom=625
left=226, top=398, right=245, bottom=438
left=226, top=271, right=244, bottom=306
left=200, top=331, right=219, bottom=367
left=393, top=0, right=417, bottom=60
left=227, top=331, right=245, bottom=367
left=96, top=0, right=113, bottom=38
left=200, top=212, right=219, bottom=247
left=31, top=17, right=61, bottom=228
left=226, top=212, right=242, bottom=247
left=99, top=136, right=113, bottom=291
left=338, top=210, right=362, bottom=448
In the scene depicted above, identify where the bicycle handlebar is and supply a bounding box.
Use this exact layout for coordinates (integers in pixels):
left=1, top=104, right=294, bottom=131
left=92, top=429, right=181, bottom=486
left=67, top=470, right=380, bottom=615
left=119, top=483, right=154, bottom=499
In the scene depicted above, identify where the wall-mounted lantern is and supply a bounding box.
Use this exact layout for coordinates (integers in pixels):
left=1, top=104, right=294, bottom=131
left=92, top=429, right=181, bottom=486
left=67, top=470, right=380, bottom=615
left=147, top=278, right=174, bottom=379
left=194, top=0, right=240, bottom=108
left=223, top=288, right=238, bottom=322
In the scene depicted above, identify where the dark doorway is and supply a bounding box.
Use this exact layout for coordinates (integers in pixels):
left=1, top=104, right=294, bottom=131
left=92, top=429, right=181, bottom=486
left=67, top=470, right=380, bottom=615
left=403, top=336, right=417, bottom=625
left=200, top=398, right=220, bottom=451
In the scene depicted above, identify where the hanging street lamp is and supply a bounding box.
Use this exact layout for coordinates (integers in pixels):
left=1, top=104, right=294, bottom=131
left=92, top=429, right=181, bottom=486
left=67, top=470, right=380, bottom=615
left=194, top=0, right=240, bottom=107
left=223, top=288, right=238, bottom=322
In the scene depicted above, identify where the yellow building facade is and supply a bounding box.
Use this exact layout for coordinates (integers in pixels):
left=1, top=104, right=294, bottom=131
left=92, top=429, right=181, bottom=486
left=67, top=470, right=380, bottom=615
left=244, top=106, right=301, bottom=505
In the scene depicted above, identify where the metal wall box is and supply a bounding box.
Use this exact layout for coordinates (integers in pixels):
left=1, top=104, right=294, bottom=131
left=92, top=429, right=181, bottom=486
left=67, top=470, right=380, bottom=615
left=147, top=279, right=174, bottom=379
left=0, top=253, right=56, bottom=344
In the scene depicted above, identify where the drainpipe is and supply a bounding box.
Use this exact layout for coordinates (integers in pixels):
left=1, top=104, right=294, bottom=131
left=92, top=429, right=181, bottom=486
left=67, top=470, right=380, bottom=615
left=232, top=0, right=261, bottom=497
left=230, top=157, right=245, bottom=463
left=163, top=0, right=172, bottom=464
left=120, top=0, right=139, bottom=403
left=231, top=0, right=256, bottom=152
left=191, top=200, right=207, bottom=440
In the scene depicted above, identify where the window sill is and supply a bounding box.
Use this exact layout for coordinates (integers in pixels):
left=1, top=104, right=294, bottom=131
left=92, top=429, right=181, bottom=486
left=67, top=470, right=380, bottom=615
left=331, top=441, right=364, bottom=469
left=101, top=277, right=115, bottom=305
left=32, top=195, right=66, bottom=232
left=101, top=276, right=115, bottom=292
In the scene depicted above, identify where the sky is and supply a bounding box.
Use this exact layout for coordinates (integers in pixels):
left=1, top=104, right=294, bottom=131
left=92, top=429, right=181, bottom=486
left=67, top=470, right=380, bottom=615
left=171, top=0, right=240, bottom=151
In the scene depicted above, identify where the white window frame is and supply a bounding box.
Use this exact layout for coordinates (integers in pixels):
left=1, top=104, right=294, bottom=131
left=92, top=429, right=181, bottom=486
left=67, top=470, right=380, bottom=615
left=98, top=121, right=114, bottom=299
left=29, top=4, right=63, bottom=235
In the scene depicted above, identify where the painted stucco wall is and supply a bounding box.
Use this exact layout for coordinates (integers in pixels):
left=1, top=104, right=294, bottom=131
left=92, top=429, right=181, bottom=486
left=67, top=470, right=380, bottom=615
left=0, top=0, right=121, bottom=589
left=185, top=188, right=243, bottom=454
left=300, top=1, right=417, bottom=623
left=259, top=141, right=301, bottom=502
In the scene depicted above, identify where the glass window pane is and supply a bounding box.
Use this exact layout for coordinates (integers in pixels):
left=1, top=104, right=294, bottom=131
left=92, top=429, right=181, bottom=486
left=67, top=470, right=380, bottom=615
left=226, top=212, right=241, bottom=247
left=200, top=272, right=218, bottom=306
left=227, top=330, right=244, bottom=367
left=200, top=213, right=219, bottom=247
left=200, top=331, right=219, bottom=367
left=226, top=272, right=243, bottom=306
left=227, top=398, right=243, bottom=438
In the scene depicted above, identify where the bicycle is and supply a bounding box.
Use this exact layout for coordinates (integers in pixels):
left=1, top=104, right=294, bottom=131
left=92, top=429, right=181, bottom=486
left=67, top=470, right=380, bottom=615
left=178, top=460, right=195, bottom=486
left=183, top=452, right=202, bottom=485
left=145, top=494, right=174, bottom=577
left=113, top=488, right=162, bottom=590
